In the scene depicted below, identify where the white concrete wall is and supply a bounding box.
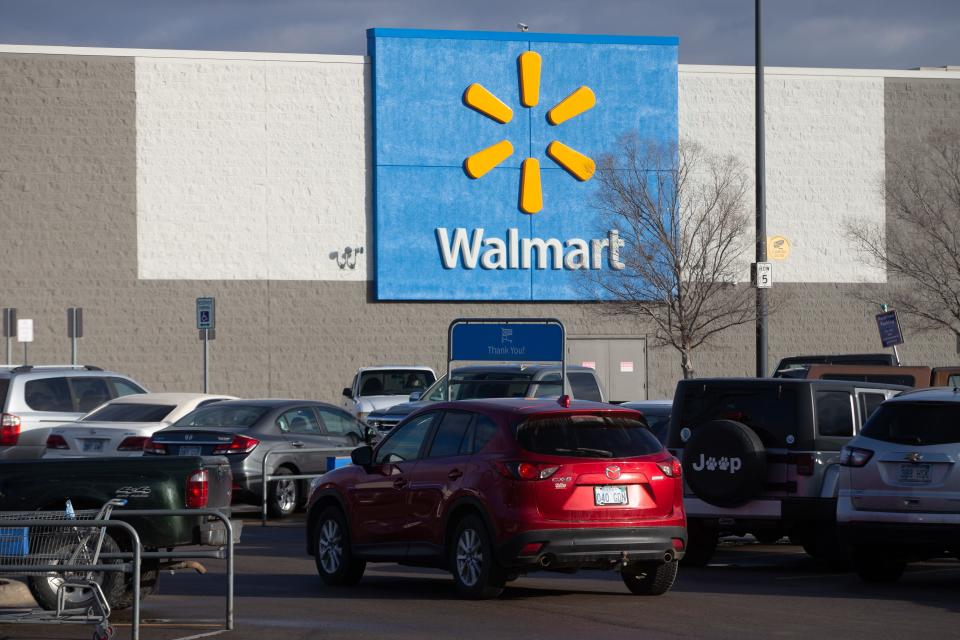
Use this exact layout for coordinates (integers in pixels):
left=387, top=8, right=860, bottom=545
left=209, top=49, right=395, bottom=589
left=679, top=67, right=886, bottom=283
left=135, top=55, right=370, bottom=280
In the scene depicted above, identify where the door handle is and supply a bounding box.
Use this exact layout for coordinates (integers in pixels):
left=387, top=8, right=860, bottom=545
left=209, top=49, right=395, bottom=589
left=447, top=469, right=463, bottom=480
left=290, top=441, right=305, bottom=448
left=393, top=478, right=408, bottom=489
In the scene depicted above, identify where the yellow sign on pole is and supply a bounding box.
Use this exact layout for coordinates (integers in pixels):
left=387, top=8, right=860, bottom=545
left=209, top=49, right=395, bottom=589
left=768, top=236, right=790, bottom=261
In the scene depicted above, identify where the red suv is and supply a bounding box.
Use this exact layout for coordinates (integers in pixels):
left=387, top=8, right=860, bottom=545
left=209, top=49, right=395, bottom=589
left=305, top=398, right=686, bottom=599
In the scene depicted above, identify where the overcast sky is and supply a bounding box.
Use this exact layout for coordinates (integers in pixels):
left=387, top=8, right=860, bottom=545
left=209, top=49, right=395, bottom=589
left=0, top=0, right=957, bottom=69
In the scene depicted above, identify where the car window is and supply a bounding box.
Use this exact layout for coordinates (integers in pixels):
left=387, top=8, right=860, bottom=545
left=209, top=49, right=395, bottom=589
left=816, top=391, right=855, bottom=437
left=857, top=392, right=887, bottom=424
left=24, top=377, right=73, bottom=412
left=678, top=386, right=799, bottom=448
left=82, top=403, right=176, bottom=422
left=427, top=411, right=473, bottom=458
left=111, top=378, right=146, bottom=397
left=0, top=379, right=8, bottom=409
left=861, top=402, right=960, bottom=445
left=533, top=373, right=562, bottom=398
left=375, top=412, right=436, bottom=464
left=451, top=373, right=533, bottom=400
left=316, top=407, right=358, bottom=436
left=71, top=378, right=112, bottom=412
left=569, top=372, right=602, bottom=402
left=646, top=415, right=671, bottom=444
left=516, top=414, right=662, bottom=458
left=174, top=405, right=269, bottom=429
left=358, top=370, right=436, bottom=397
left=279, top=408, right=322, bottom=435
left=947, top=374, right=960, bottom=387
left=470, top=415, right=499, bottom=454
left=821, top=373, right=917, bottom=387
left=424, top=376, right=447, bottom=401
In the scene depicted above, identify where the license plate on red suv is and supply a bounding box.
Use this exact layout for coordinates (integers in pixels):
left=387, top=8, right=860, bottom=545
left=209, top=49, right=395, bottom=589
left=594, top=485, right=629, bottom=506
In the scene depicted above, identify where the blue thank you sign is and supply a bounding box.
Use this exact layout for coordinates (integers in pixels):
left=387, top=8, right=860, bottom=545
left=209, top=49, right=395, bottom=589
left=450, top=321, right=564, bottom=362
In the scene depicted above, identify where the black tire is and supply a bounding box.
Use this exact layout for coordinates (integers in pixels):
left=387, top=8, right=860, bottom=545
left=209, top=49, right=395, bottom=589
left=313, top=507, right=366, bottom=586
left=449, top=515, right=505, bottom=599
left=267, top=467, right=299, bottom=518
left=853, top=547, right=906, bottom=583
left=622, top=561, right=678, bottom=595
left=681, top=519, right=718, bottom=566
left=109, top=560, right=160, bottom=610
left=801, top=525, right=850, bottom=571
left=28, top=532, right=125, bottom=612
left=682, top=420, right=767, bottom=508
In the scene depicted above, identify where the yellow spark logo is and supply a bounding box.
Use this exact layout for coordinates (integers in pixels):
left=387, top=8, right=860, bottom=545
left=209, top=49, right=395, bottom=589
left=463, top=51, right=596, bottom=214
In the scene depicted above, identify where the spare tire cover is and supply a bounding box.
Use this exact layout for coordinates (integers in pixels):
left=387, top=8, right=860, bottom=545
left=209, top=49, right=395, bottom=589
left=682, top=420, right=767, bottom=508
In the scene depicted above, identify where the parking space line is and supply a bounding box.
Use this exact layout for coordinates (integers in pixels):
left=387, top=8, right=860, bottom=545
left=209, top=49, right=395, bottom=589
left=168, top=630, right=228, bottom=640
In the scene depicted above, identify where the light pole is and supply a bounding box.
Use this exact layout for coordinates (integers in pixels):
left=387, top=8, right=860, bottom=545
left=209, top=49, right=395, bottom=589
left=755, top=0, right=769, bottom=377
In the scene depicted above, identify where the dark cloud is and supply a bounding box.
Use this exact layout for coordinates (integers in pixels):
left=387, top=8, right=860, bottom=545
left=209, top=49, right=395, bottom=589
left=0, top=0, right=957, bottom=69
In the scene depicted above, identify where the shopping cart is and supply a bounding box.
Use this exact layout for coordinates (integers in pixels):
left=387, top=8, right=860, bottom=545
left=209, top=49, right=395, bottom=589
left=0, top=498, right=131, bottom=640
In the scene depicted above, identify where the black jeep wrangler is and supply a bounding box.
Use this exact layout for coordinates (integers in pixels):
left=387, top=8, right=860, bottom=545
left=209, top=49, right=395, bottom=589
left=667, top=378, right=906, bottom=566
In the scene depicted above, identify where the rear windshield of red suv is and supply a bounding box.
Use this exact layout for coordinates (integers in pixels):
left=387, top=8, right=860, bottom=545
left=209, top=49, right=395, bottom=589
left=515, top=414, right=663, bottom=458
left=860, top=402, right=960, bottom=445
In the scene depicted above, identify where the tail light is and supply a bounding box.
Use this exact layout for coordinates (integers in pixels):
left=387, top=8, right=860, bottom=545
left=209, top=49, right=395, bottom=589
left=212, top=435, right=259, bottom=455
left=518, top=542, right=545, bottom=556
left=118, top=436, right=149, bottom=452
left=657, top=457, right=682, bottom=478
left=840, top=446, right=874, bottom=467
left=46, top=434, right=69, bottom=450
left=794, top=453, right=815, bottom=476
left=144, top=439, right=168, bottom=455
left=557, top=395, right=572, bottom=408
left=0, top=414, right=21, bottom=446
left=186, top=469, right=209, bottom=508
left=495, top=461, right=559, bottom=480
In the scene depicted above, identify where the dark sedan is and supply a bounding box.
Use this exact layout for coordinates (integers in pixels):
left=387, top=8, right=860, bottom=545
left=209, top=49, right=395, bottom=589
left=146, top=399, right=373, bottom=517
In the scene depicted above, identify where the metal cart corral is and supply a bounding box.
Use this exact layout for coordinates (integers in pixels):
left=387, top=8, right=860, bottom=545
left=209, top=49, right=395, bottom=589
left=0, top=498, right=141, bottom=640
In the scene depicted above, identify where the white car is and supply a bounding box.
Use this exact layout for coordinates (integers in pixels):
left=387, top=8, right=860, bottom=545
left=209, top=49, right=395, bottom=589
left=44, top=392, right=235, bottom=457
left=341, top=366, right=436, bottom=422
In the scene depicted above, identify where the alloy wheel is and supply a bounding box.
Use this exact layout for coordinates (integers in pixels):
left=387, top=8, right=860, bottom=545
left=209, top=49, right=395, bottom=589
left=275, top=479, right=297, bottom=513
left=455, top=528, right=483, bottom=587
left=317, top=519, right=343, bottom=575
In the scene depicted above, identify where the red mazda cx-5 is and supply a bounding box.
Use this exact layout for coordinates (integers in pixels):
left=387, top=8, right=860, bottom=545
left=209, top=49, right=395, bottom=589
left=305, top=397, right=685, bottom=599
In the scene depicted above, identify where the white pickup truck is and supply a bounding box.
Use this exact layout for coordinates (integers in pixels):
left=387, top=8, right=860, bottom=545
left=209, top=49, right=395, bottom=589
left=341, top=366, right=436, bottom=422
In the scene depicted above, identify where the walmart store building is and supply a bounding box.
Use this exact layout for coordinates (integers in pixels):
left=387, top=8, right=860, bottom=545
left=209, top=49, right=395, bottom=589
left=1, top=29, right=959, bottom=401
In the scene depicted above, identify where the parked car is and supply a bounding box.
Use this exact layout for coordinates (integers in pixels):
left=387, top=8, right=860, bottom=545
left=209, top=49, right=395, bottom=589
left=306, top=397, right=684, bottom=599
left=667, top=377, right=905, bottom=565
left=365, top=364, right=605, bottom=432
left=773, top=353, right=897, bottom=378
left=0, top=455, right=234, bottom=611
left=798, top=364, right=960, bottom=388
left=146, top=399, right=374, bottom=517
left=44, top=392, right=235, bottom=458
left=0, top=365, right=147, bottom=459
left=621, top=399, right=672, bottom=444
left=838, top=387, right=960, bottom=582
left=341, top=366, right=436, bottom=422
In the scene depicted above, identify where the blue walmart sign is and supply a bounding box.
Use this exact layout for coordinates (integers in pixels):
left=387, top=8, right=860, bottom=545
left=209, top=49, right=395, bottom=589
left=369, top=28, right=678, bottom=300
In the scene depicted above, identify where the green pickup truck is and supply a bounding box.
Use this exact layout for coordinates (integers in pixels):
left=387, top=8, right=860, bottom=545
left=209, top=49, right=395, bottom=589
left=0, top=455, right=235, bottom=610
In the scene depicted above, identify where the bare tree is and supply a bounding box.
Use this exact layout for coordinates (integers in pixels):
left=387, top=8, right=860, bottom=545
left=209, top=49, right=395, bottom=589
left=584, top=135, right=757, bottom=379
left=846, top=131, right=960, bottom=339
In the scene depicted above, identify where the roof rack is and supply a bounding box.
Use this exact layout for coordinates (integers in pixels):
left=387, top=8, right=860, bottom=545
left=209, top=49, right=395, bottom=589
left=1, top=364, right=104, bottom=373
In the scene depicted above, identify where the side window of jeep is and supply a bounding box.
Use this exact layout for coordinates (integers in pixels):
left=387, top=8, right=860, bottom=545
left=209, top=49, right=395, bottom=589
left=816, top=391, right=855, bottom=437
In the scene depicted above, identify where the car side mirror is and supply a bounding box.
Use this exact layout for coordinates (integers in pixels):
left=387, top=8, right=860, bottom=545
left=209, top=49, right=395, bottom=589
left=351, top=444, right=373, bottom=467
left=342, top=387, right=353, bottom=399
left=408, top=391, right=422, bottom=402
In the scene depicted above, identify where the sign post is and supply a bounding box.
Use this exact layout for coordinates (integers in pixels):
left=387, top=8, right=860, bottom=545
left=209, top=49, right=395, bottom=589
left=447, top=318, right=567, bottom=399
left=17, top=318, right=33, bottom=365
left=67, top=307, right=83, bottom=366
left=875, top=305, right=903, bottom=366
left=196, top=297, right=216, bottom=393
left=2, top=308, right=15, bottom=366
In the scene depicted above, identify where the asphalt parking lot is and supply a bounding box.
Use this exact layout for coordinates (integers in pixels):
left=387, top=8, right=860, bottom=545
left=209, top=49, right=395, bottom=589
left=2, top=511, right=959, bottom=640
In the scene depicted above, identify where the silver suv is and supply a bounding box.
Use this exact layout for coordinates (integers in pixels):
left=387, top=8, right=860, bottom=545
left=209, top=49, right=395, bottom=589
left=667, top=378, right=904, bottom=565
left=838, top=387, right=960, bottom=582
left=0, top=365, right=147, bottom=459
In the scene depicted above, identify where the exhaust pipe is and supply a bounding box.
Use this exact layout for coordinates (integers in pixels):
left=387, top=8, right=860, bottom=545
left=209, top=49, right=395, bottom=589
left=539, top=554, right=555, bottom=568
left=663, top=551, right=674, bottom=563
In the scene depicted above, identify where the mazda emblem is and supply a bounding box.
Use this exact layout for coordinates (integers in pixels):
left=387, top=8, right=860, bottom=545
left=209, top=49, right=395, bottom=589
left=605, top=465, right=621, bottom=480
